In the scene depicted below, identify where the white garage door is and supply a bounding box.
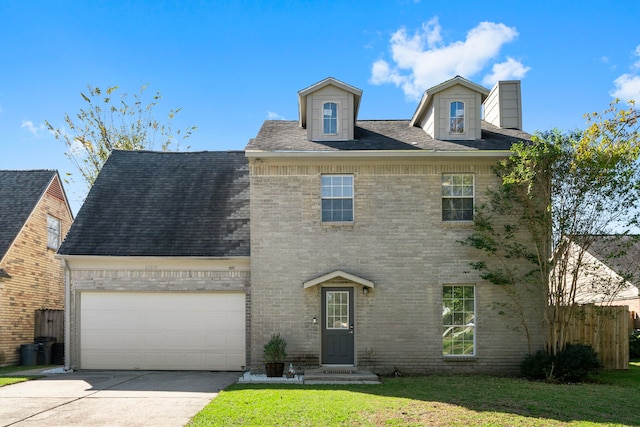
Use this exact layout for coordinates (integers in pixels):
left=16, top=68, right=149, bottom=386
left=80, top=292, right=245, bottom=371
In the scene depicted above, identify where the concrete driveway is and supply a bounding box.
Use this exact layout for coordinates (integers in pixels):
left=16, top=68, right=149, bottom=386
left=0, top=370, right=238, bottom=426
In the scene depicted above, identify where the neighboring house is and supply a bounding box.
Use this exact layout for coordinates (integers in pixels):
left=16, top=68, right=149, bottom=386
left=571, top=235, right=640, bottom=327
left=0, top=170, right=73, bottom=366
left=59, top=76, right=543, bottom=374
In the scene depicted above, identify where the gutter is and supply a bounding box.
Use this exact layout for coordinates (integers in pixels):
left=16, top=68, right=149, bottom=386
left=245, top=149, right=512, bottom=159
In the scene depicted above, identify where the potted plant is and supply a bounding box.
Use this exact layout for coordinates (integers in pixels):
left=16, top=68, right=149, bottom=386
left=263, top=333, right=287, bottom=377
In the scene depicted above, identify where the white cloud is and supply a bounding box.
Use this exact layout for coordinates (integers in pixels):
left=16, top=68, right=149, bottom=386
left=632, top=44, right=640, bottom=70
left=482, top=57, right=531, bottom=86
left=21, top=120, right=46, bottom=136
left=370, top=17, right=528, bottom=99
left=609, top=45, right=640, bottom=102
left=267, top=111, right=286, bottom=120
left=610, top=74, right=640, bottom=102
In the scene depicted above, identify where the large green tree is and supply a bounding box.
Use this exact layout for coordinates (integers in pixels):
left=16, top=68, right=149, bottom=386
left=46, top=84, right=196, bottom=193
left=463, top=101, right=640, bottom=356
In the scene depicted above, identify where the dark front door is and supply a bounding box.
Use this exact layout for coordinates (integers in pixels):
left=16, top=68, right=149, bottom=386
left=321, top=287, right=354, bottom=364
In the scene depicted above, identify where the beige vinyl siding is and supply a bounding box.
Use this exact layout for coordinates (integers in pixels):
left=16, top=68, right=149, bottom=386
left=484, top=81, right=522, bottom=130
left=307, top=85, right=355, bottom=141
left=435, top=86, right=482, bottom=140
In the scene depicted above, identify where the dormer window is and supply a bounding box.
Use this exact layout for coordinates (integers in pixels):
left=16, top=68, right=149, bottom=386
left=323, top=102, right=338, bottom=135
left=449, top=101, right=464, bottom=133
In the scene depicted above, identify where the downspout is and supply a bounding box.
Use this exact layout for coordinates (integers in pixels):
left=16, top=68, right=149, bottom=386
left=62, top=258, right=71, bottom=371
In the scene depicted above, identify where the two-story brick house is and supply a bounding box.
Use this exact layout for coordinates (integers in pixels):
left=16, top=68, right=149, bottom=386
left=246, top=76, right=542, bottom=373
left=58, top=76, right=543, bottom=374
left=0, top=170, right=73, bottom=366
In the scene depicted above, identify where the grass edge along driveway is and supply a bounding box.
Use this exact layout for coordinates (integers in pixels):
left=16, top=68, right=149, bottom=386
left=189, top=361, right=640, bottom=426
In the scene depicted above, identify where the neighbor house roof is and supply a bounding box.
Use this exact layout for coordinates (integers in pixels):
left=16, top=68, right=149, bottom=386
left=0, top=170, right=59, bottom=261
left=57, top=150, right=250, bottom=257
left=581, top=235, right=640, bottom=283
left=246, top=119, right=530, bottom=153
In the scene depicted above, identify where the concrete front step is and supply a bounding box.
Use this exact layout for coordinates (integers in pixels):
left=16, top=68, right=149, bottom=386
left=303, top=368, right=380, bottom=384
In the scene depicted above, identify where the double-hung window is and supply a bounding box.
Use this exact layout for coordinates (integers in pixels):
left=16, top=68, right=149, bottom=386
left=321, top=175, right=353, bottom=222
left=442, top=174, right=474, bottom=221
left=47, top=215, right=61, bottom=249
left=442, top=285, right=475, bottom=356
left=323, top=102, right=338, bottom=135
left=449, top=101, right=464, bottom=133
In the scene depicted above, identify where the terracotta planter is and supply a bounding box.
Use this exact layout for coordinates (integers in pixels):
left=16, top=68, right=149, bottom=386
left=265, top=362, right=285, bottom=377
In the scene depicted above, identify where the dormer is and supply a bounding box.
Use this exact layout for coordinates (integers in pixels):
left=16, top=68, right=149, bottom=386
left=410, top=76, right=523, bottom=140
left=410, top=76, right=490, bottom=141
left=298, top=77, right=362, bottom=141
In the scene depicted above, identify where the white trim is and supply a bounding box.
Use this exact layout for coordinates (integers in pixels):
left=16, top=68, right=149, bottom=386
left=303, top=270, right=374, bottom=289
left=55, top=255, right=250, bottom=271
left=322, top=101, right=339, bottom=135
left=246, top=150, right=512, bottom=159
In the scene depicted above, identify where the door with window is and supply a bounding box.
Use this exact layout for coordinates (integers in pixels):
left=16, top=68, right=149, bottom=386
left=321, top=287, right=354, bottom=364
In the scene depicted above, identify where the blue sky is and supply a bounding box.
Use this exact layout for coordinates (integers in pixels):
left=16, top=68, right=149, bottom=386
left=1, top=0, right=639, bottom=214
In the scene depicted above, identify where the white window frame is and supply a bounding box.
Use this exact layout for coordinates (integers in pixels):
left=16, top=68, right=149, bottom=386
left=322, top=102, right=338, bottom=135
left=442, top=285, right=476, bottom=357
left=321, top=174, right=354, bottom=222
left=441, top=174, right=474, bottom=222
left=449, top=101, right=465, bottom=134
left=325, top=290, right=350, bottom=330
left=47, top=215, right=61, bottom=250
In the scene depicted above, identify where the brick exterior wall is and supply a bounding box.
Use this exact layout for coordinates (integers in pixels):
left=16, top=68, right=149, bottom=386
left=249, top=156, right=545, bottom=375
left=65, top=263, right=250, bottom=370
left=0, top=186, right=72, bottom=366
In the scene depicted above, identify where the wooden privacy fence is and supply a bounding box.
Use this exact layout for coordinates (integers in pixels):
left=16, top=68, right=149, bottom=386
left=563, top=304, right=629, bottom=370
left=34, top=309, right=64, bottom=343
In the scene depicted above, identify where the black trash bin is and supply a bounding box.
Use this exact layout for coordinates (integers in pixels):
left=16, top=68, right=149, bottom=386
left=35, top=337, right=57, bottom=365
left=20, top=343, right=38, bottom=366
left=51, top=342, right=64, bottom=365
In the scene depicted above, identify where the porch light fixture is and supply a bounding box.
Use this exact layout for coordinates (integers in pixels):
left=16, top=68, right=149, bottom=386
left=312, top=317, right=317, bottom=324
left=363, top=287, right=369, bottom=295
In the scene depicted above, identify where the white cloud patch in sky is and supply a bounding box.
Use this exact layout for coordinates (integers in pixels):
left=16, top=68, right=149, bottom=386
left=370, top=17, right=528, bottom=99
left=610, top=45, right=640, bottom=102
left=482, top=57, right=531, bottom=86
left=21, top=120, right=45, bottom=136
left=267, top=111, right=286, bottom=120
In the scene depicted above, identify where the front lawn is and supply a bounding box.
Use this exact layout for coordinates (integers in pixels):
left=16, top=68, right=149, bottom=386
left=189, top=361, right=640, bottom=426
left=0, top=365, right=48, bottom=387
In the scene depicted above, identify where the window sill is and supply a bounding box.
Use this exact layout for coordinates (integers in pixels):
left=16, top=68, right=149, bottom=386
left=441, top=221, right=474, bottom=228
left=321, top=221, right=355, bottom=229
left=443, top=355, right=477, bottom=362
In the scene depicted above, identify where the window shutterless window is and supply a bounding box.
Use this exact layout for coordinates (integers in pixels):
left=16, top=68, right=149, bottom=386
left=442, top=285, right=475, bottom=356
left=47, top=215, right=61, bottom=249
left=321, top=175, right=353, bottom=222
left=449, top=101, right=464, bottom=133
left=323, top=102, right=338, bottom=134
left=442, top=174, right=474, bottom=221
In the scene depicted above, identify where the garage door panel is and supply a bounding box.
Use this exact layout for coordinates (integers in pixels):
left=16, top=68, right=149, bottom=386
left=80, top=292, right=245, bottom=370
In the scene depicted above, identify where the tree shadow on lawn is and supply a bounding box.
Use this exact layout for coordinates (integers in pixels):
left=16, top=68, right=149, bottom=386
left=228, top=373, right=638, bottom=426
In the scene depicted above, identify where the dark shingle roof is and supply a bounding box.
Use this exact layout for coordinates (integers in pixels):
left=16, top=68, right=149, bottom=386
left=58, top=150, right=249, bottom=257
left=582, top=235, right=640, bottom=283
left=246, top=120, right=531, bottom=152
left=0, top=170, right=56, bottom=259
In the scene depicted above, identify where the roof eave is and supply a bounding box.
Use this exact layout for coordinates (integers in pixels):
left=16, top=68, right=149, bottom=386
left=245, top=149, right=512, bottom=159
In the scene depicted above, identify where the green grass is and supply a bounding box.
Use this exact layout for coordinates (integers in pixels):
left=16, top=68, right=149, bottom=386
left=0, top=365, right=48, bottom=387
left=189, top=361, right=640, bottom=426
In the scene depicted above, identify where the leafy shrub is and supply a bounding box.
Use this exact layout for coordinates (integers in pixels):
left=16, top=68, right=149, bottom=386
left=630, top=331, right=640, bottom=359
left=554, top=344, right=602, bottom=382
left=520, top=350, right=553, bottom=380
left=520, top=344, right=602, bottom=383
